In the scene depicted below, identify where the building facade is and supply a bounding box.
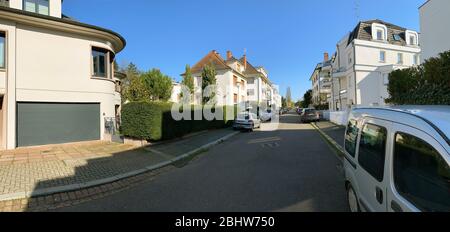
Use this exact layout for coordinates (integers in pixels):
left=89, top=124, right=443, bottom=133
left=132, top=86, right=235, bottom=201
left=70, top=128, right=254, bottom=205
left=185, top=50, right=277, bottom=109
left=420, top=0, right=450, bottom=61
left=329, top=20, right=421, bottom=111
left=310, top=53, right=333, bottom=107
left=0, top=1, right=126, bottom=149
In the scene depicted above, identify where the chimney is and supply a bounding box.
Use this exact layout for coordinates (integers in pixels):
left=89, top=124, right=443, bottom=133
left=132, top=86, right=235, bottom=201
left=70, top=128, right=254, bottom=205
left=324, top=52, right=329, bottom=62
left=243, top=54, right=247, bottom=69
left=227, top=51, right=233, bottom=60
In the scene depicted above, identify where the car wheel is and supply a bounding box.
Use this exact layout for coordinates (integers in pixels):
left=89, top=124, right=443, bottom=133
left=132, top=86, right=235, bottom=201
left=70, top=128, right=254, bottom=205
left=347, top=184, right=360, bottom=213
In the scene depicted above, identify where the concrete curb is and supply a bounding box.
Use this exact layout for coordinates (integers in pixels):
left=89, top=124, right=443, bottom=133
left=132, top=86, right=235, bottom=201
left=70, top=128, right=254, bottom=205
left=311, top=122, right=345, bottom=162
left=0, top=131, right=240, bottom=202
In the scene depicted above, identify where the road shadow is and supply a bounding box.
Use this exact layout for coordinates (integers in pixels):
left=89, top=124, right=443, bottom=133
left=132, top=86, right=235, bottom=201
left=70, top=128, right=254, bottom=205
left=23, top=112, right=348, bottom=212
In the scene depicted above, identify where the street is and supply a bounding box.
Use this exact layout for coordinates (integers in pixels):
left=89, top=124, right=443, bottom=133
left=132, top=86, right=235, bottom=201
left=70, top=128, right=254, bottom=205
left=55, top=113, right=349, bottom=212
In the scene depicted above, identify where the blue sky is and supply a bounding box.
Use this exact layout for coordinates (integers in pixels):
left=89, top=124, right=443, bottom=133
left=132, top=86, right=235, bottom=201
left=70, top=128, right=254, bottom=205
left=64, top=0, right=424, bottom=100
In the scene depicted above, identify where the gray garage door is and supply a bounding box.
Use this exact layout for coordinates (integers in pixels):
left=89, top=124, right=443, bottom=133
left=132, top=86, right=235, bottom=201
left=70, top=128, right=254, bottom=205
left=17, top=103, right=101, bottom=147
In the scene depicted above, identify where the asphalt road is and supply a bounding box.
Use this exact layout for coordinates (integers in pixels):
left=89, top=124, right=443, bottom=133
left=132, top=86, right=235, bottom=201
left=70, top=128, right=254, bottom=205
left=56, top=113, right=349, bottom=212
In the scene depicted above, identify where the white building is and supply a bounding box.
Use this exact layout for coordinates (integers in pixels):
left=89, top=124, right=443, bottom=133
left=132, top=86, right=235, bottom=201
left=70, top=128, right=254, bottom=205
left=330, top=20, right=421, bottom=111
left=0, top=0, right=126, bottom=149
left=185, top=50, right=277, bottom=108
left=170, top=81, right=182, bottom=103
left=310, top=53, right=333, bottom=107
left=420, top=0, right=450, bottom=61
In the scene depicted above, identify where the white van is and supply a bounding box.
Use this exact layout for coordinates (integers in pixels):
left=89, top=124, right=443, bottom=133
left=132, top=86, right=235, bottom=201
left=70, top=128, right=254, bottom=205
left=343, top=106, right=450, bottom=212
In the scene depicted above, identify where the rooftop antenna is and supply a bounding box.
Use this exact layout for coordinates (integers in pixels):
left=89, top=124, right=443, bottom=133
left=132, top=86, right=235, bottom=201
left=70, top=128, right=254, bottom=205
left=354, top=0, right=361, bottom=22
left=243, top=48, right=247, bottom=56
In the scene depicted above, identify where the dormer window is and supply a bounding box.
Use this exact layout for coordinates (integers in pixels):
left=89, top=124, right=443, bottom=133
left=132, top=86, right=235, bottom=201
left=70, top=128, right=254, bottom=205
left=372, top=23, right=388, bottom=42
left=405, top=30, right=419, bottom=46
left=376, top=30, right=383, bottom=40
left=24, top=0, right=49, bottom=15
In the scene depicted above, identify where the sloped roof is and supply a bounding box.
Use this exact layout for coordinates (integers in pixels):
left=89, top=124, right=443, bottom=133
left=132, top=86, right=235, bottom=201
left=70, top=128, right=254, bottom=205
left=348, top=19, right=408, bottom=46
left=239, top=57, right=260, bottom=75
left=190, top=50, right=232, bottom=74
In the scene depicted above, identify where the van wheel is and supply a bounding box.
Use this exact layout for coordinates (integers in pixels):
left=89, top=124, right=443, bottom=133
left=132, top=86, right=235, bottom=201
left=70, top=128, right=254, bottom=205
left=347, top=184, right=360, bottom=212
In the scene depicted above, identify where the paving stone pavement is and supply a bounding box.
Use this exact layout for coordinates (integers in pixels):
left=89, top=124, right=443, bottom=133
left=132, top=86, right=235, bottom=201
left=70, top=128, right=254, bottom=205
left=0, top=128, right=237, bottom=211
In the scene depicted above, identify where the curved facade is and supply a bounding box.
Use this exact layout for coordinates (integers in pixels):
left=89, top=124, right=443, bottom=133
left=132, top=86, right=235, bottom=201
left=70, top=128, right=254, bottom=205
left=0, top=1, right=126, bottom=149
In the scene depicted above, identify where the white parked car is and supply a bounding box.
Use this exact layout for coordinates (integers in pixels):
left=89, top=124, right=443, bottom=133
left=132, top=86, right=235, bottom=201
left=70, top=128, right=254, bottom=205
left=343, top=106, right=450, bottom=212
left=260, top=110, right=274, bottom=122
left=233, top=112, right=261, bottom=131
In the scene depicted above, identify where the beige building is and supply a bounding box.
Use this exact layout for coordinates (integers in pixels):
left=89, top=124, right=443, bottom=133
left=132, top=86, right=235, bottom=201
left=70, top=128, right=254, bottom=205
left=310, top=53, right=333, bottom=107
left=0, top=0, right=126, bottom=149
left=185, top=50, right=277, bottom=108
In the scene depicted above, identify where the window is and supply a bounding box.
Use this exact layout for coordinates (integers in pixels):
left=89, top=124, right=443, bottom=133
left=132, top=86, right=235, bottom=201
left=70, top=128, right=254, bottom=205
left=413, top=54, right=419, bottom=65
left=409, top=36, right=415, bottom=46
left=92, top=47, right=109, bottom=78
left=0, top=32, right=5, bottom=69
left=393, top=34, right=402, bottom=41
left=394, top=133, right=450, bottom=212
left=248, top=89, right=255, bottom=96
left=397, top=53, right=404, bottom=65
left=345, top=119, right=359, bottom=158
left=379, top=51, right=386, bottom=63
left=247, top=78, right=255, bottom=84
left=233, top=94, right=238, bottom=104
left=358, top=124, right=387, bottom=182
left=233, top=75, right=238, bottom=86
left=0, top=0, right=10, bottom=7
left=376, top=30, right=383, bottom=40
left=23, top=0, right=49, bottom=15
left=348, top=52, right=352, bottom=65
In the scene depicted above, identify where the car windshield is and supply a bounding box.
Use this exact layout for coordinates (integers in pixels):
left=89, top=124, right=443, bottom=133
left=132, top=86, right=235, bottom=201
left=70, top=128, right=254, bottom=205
left=304, top=109, right=316, bottom=114
left=237, top=113, right=251, bottom=120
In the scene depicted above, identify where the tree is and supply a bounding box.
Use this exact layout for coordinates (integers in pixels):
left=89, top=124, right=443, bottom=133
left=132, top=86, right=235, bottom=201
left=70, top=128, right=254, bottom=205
left=142, top=69, right=173, bottom=102
left=286, top=87, right=292, bottom=107
left=122, top=62, right=142, bottom=103
left=182, top=65, right=195, bottom=94
left=281, top=97, right=287, bottom=108
left=302, top=90, right=313, bottom=108
left=386, top=50, right=450, bottom=105
left=201, top=64, right=217, bottom=105
left=125, top=75, right=151, bottom=102
left=181, top=64, right=195, bottom=102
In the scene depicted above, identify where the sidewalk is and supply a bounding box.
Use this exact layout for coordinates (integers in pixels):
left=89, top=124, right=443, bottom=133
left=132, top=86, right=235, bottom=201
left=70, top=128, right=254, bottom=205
left=0, top=128, right=238, bottom=203
left=314, top=121, right=346, bottom=148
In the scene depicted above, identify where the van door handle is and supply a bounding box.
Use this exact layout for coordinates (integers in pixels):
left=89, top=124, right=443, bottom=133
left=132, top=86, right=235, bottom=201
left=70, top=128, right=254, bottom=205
left=391, top=201, right=403, bottom=212
left=375, top=187, right=383, bottom=204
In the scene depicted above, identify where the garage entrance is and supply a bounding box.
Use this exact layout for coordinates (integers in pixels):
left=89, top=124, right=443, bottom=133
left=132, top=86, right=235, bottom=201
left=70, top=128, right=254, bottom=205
left=16, top=102, right=101, bottom=147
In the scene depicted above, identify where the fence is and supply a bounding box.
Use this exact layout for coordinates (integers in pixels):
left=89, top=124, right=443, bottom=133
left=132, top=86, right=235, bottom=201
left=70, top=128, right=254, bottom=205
left=329, top=111, right=350, bottom=126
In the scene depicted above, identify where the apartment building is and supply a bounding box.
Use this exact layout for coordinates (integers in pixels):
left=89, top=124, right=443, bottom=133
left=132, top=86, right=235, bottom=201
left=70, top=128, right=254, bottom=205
left=0, top=0, right=126, bottom=149
left=310, top=53, right=333, bottom=107
left=330, top=20, right=421, bottom=111
left=185, top=50, right=278, bottom=108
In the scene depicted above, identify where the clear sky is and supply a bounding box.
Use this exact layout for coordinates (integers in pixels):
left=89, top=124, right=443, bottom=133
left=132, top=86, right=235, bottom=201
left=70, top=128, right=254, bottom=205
left=64, top=0, right=425, bottom=100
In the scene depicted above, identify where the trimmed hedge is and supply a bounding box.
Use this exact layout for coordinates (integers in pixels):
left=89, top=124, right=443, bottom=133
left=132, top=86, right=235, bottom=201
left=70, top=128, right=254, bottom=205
left=386, top=50, right=450, bottom=105
left=121, top=102, right=238, bottom=141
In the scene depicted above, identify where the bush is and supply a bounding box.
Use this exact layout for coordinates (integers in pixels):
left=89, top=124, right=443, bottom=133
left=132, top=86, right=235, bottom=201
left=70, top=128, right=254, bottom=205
left=386, top=50, right=450, bottom=105
left=121, top=102, right=238, bottom=141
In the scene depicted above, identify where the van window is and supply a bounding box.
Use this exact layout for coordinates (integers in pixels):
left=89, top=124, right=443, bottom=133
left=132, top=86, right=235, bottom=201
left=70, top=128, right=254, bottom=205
left=358, top=124, right=387, bottom=182
left=394, top=133, right=450, bottom=212
left=345, top=119, right=359, bottom=157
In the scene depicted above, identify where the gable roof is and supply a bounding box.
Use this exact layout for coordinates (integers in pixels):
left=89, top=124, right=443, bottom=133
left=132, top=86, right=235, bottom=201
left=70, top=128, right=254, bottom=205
left=348, top=19, right=408, bottom=46
left=190, top=50, right=232, bottom=74
left=239, top=57, right=260, bottom=75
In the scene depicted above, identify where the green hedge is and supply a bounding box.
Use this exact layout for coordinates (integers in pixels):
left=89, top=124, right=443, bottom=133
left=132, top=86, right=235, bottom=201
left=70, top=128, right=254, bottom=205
left=386, top=50, right=450, bottom=105
left=121, top=102, right=238, bottom=141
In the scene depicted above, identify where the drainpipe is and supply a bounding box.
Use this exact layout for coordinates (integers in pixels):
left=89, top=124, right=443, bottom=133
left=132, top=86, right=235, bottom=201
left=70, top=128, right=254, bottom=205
left=353, top=42, right=358, bottom=107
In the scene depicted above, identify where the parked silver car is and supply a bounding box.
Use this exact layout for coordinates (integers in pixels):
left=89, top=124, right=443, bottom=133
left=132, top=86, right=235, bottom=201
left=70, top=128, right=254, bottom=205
left=233, top=112, right=261, bottom=131
left=343, top=106, right=450, bottom=212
